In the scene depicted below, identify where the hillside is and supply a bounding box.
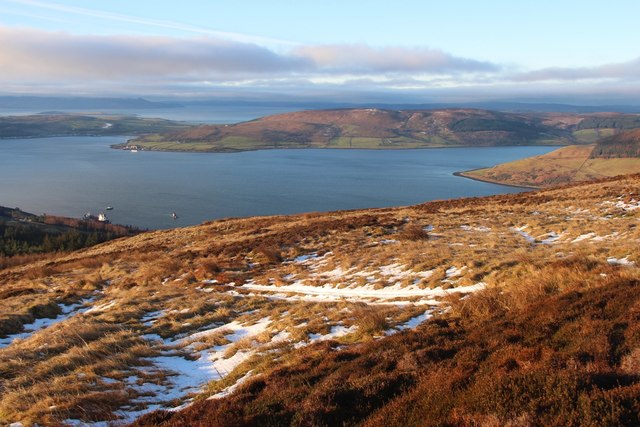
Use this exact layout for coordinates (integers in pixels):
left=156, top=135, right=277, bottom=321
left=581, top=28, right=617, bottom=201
left=0, top=206, right=139, bottom=260
left=120, top=109, right=640, bottom=152
left=461, top=130, right=640, bottom=188
left=591, top=129, right=640, bottom=158
left=0, top=174, right=639, bottom=425
left=0, top=114, right=188, bottom=139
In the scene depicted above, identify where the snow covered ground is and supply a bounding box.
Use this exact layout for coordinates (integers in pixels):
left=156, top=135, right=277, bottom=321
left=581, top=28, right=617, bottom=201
left=241, top=280, right=485, bottom=304
left=0, top=296, right=97, bottom=349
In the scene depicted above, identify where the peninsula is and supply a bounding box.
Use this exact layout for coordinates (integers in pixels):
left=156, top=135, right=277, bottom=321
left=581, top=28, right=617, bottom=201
left=116, top=108, right=640, bottom=152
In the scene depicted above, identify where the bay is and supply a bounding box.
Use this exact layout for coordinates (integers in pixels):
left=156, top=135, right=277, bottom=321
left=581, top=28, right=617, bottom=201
left=0, top=136, right=556, bottom=229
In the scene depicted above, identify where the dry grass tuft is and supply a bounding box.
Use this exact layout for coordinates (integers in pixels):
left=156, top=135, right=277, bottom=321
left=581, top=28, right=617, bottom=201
left=398, top=223, right=430, bottom=241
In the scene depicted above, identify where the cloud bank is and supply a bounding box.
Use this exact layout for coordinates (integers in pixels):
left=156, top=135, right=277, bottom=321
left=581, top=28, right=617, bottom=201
left=511, top=58, right=640, bottom=82
left=293, top=44, right=498, bottom=73
left=0, top=27, right=497, bottom=84
left=1, top=25, right=639, bottom=102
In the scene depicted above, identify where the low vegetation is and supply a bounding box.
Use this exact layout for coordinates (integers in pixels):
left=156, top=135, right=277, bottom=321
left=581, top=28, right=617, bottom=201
left=0, top=173, right=639, bottom=425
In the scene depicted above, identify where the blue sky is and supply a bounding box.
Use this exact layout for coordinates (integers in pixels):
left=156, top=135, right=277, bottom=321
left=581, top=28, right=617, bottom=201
left=1, top=0, right=640, bottom=103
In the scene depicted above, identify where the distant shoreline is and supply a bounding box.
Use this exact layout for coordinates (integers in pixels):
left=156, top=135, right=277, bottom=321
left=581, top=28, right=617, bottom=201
left=111, top=142, right=561, bottom=155
left=452, top=169, right=540, bottom=190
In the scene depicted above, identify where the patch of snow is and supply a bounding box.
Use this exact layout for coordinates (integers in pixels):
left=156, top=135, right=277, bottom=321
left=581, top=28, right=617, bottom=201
left=241, top=280, right=485, bottom=302
left=400, top=311, right=433, bottom=329
left=84, top=300, right=117, bottom=314
left=445, top=266, right=466, bottom=278
left=183, top=317, right=271, bottom=344
left=540, top=232, right=562, bottom=244
left=460, top=225, right=491, bottom=232
left=594, top=232, right=621, bottom=242
left=271, top=330, right=291, bottom=343
left=607, top=256, right=635, bottom=266
left=0, top=297, right=96, bottom=348
left=64, top=421, right=110, bottom=427
left=386, top=310, right=433, bottom=335
left=512, top=226, right=536, bottom=243
left=141, top=310, right=164, bottom=326
left=100, top=376, right=120, bottom=385
left=207, top=370, right=254, bottom=400
left=308, top=325, right=357, bottom=343
left=572, top=232, right=597, bottom=243
left=145, top=353, right=214, bottom=395
left=110, top=317, right=272, bottom=424
left=209, top=349, right=256, bottom=378
left=293, top=252, right=330, bottom=264
left=601, top=198, right=640, bottom=212
left=318, top=266, right=353, bottom=280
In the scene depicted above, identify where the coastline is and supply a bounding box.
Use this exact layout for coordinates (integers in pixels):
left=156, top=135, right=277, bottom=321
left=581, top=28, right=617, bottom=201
left=452, top=169, right=541, bottom=190
left=111, top=142, right=564, bottom=155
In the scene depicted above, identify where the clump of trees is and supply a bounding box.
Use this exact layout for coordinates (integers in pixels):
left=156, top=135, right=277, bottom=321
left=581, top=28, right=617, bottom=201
left=590, top=130, right=640, bottom=158
left=0, top=207, right=139, bottom=257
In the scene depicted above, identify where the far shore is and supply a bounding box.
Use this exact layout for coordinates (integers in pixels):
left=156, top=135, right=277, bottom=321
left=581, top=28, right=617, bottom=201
left=452, top=169, right=540, bottom=190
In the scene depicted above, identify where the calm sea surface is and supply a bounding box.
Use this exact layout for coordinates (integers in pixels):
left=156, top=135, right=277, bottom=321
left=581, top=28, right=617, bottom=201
left=0, top=136, right=556, bottom=229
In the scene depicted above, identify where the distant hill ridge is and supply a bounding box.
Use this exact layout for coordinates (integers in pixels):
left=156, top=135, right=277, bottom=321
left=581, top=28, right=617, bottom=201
left=125, top=108, right=640, bottom=152
left=0, top=114, right=188, bottom=138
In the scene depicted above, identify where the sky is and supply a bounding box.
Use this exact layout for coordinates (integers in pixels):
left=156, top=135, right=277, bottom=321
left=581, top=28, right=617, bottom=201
left=1, top=0, right=640, bottom=103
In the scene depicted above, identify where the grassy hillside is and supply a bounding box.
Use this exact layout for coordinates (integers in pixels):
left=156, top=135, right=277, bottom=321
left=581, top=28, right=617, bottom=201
left=461, top=129, right=640, bottom=188
left=0, top=114, right=188, bottom=139
left=0, top=174, right=639, bottom=425
left=119, top=109, right=640, bottom=153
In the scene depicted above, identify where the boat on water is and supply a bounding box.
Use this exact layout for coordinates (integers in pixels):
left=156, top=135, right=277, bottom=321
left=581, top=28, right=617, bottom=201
left=172, top=212, right=178, bottom=220
left=105, top=206, right=113, bottom=211
left=97, top=213, right=110, bottom=223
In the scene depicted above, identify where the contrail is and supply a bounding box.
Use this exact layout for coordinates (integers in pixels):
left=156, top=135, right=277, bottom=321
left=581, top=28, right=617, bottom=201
left=6, top=0, right=296, bottom=47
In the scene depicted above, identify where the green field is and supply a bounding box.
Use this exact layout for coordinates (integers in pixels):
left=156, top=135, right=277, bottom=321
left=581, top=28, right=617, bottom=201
left=572, top=128, right=616, bottom=143
left=126, top=135, right=462, bottom=152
